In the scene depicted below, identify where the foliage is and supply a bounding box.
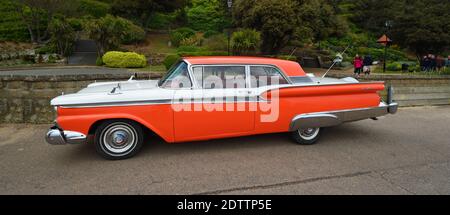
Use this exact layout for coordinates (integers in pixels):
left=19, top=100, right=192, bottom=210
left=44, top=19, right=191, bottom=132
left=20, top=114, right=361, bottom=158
left=177, top=51, right=228, bottom=57
left=275, top=55, right=297, bottom=61
left=121, top=20, right=146, bottom=44
left=12, top=0, right=79, bottom=43
left=386, top=62, right=402, bottom=71
left=78, top=0, right=110, bottom=18
left=35, top=43, right=57, bottom=54
left=102, top=51, right=147, bottom=68
left=147, top=12, right=176, bottom=29
left=231, top=29, right=261, bottom=55
left=186, top=0, right=229, bottom=32
left=233, top=0, right=345, bottom=54
left=202, top=33, right=228, bottom=51
left=204, top=30, right=220, bottom=38
left=111, top=0, right=186, bottom=26
left=351, top=0, right=450, bottom=57
left=177, top=45, right=202, bottom=53
left=170, top=27, right=196, bottom=47
left=0, top=0, right=29, bottom=41
left=86, top=15, right=145, bottom=55
left=179, top=33, right=204, bottom=46
left=96, top=56, right=104, bottom=66
left=48, top=16, right=76, bottom=56
left=163, top=54, right=181, bottom=69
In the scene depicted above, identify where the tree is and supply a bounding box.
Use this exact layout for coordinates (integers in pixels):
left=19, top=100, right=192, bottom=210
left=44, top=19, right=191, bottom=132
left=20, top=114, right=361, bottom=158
left=111, top=0, right=186, bottom=26
left=231, top=29, right=261, bottom=55
left=49, top=16, right=76, bottom=56
left=13, top=0, right=78, bottom=43
left=86, top=15, right=127, bottom=56
left=186, top=0, right=228, bottom=32
left=233, top=0, right=299, bottom=54
left=352, top=0, right=450, bottom=57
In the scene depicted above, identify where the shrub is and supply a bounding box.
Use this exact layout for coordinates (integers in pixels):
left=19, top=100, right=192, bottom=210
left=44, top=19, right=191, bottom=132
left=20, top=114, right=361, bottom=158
left=276, top=55, right=297, bottom=61
left=204, top=30, right=220, bottom=38
left=163, top=54, right=181, bottom=70
left=78, top=0, right=111, bottom=18
left=203, top=34, right=228, bottom=51
left=231, top=29, right=261, bottom=55
left=177, top=46, right=202, bottom=53
left=170, top=27, right=196, bottom=47
left=102, top=51, right=147, bottom=68
left=177, top=51, right=228, bottom=57
left=386, top=62, right=402, bottom=71
left=96, top=56, right=104, bottom=66
left=179, top=33, right=204, bottom=46
left=186, top=0, right=228, bottom=32
left=49, top=17, right=76, bottom=56
left=121, top=22, right=146, bottom=44
left=147, top=12, right=176, bottom=29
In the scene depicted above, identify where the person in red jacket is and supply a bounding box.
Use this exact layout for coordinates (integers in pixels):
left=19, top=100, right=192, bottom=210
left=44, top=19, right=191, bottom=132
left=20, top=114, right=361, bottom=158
left=353, top=54, right=363, bottom=78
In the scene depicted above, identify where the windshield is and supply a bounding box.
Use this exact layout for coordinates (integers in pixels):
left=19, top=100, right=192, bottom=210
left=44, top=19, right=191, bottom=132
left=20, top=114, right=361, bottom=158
left=158, top=61, right=191, bottom=88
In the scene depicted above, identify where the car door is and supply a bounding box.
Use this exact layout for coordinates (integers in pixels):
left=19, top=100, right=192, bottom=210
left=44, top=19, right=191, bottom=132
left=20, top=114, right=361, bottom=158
left=173, top=65, right=255, bottom=142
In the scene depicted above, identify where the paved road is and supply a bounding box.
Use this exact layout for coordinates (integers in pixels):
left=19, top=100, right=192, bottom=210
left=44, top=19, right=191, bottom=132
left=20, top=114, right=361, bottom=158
left=0, top=106, right=449, bottom=194
left=0, top=67, right=131, bottom=76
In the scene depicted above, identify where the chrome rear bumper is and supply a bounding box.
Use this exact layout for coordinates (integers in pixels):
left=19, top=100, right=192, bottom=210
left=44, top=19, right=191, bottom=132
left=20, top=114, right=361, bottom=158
left=290, top=102, right=399, bottom=131
left=45, top=126, right=87, bottom=145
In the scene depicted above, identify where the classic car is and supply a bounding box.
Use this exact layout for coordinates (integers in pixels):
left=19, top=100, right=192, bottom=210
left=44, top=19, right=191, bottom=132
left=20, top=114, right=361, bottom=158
left=46, top=56, right=398, bottom=160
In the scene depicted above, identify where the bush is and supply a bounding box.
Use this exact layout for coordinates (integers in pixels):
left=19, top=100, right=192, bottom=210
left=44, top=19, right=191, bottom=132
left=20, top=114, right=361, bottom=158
left=203, top=34, right=228, bottom=51
left=163, top=54, right=181, bottom=70
left=231, top=29, right=261, bottom=55
left=177, top=46, right=202, bottom=53
left=121, top=22, right=146, bottom=44
left=49, top=17, right=76, bottom=56
left=78, top=0, right=111, bottom=18
left=102, top=51, right=147, bottom=68
left=96, top=56, right=104, bottom=66
left=186, top=0, right=228, bottom=32
left=386, top=62, right=402, bottom=71
left=276, top=55, right=297, bottom=61
left=179, top=33, right=204, bottom=46
left=170, top=27, right=196, bottom=47
left=147, top=12, right=176, bottom=29
left=204, top=30, right=220, bottom=38
left=177, top=51, right=228, bottom=57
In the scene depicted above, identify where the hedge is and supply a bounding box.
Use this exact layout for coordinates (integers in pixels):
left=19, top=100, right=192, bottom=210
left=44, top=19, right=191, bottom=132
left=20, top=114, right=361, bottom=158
left=163, top=54, right=181, bottom=70
left=102, top=51, right=147, bottom=68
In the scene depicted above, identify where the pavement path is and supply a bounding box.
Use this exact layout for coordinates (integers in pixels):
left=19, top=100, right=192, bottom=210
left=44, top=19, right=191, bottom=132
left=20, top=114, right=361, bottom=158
left=0, top=106, right=449, bottom=194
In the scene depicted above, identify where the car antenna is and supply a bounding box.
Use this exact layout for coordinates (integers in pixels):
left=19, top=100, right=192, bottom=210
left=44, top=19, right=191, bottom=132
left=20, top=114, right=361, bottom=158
left=321, top=44, right=351, bottom=78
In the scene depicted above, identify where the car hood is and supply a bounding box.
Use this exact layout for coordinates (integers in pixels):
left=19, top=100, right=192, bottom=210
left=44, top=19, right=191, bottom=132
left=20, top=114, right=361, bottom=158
left=50, top=80, right=173, bottom=107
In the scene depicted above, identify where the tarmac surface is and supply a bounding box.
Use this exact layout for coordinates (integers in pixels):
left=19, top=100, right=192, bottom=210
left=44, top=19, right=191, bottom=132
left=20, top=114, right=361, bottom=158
left=0, top=106, right=449, bottom=194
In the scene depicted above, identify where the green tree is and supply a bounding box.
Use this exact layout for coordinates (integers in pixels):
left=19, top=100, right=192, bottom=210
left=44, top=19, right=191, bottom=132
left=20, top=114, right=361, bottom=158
left=233, top=0, right=299, bottom=54
left=49, top=16, right=76, bottom=56
left=231, top=29, right=261, bottom=55
left=111, top=0, right=186, bottom=26
left=86, top=15, right=127, bottom=56
left=12, top=0, right=78, bottom=43
left=186, top=0, right=228, bottom=32
left=352, top=0, right=450, bottom=57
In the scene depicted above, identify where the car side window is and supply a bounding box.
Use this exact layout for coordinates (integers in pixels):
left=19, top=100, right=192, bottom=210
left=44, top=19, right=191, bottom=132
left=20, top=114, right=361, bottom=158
left=193, top=66, right=246, bottom=89
left=250, top=66, right=289, bottom=87
left=161, top=62, right=192, bottom=89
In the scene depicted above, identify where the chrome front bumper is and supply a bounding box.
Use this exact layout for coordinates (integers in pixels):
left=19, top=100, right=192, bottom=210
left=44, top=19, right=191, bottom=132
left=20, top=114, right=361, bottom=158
left=45, top=126, right=87, bottom=145
left=290, top=102, right=399, bottom=131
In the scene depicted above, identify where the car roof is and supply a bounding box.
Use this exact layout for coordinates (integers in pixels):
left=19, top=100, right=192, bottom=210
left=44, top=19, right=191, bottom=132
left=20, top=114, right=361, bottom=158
left=183, top=56, right=306, bottom=77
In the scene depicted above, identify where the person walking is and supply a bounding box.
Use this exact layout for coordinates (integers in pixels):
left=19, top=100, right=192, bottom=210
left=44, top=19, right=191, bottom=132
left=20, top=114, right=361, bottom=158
left=446, top=56, right=450, bottom=71
left=353, top=54, right=363, bottom=78
left=436, top=56, right=445, bottom=73
left=363, top=55, right=373, bottom=76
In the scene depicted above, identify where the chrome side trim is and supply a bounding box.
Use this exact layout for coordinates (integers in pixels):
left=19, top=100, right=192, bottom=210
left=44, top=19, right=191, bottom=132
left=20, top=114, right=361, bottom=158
left=46, top=129, right=87, bottom=145
left=289, top=102, right=398, bottom=131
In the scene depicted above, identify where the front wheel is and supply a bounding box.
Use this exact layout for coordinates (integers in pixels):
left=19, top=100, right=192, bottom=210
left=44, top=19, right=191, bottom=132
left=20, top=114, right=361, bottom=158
left=291, top=128, right=321, bottom=145
left=94, top=120, right=144, bottom=160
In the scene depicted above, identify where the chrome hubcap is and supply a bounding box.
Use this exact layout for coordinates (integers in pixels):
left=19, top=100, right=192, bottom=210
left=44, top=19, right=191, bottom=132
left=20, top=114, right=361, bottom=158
left=102, top=123, right=137, bottom=154
left=298, top=128, right=319, bottom=140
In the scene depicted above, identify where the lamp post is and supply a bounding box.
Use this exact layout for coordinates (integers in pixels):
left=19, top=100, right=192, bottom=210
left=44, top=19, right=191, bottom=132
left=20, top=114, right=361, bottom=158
left=227, top=0, right=233, bottom=56
left=377, top=21, right=393, bottom=73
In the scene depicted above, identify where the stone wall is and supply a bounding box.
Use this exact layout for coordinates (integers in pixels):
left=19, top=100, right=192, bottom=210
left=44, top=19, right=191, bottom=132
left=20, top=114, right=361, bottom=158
left=0, top=73, right=163, bottom=124
left=329, top=74, right=450, bottom=107
left=1, top=73, right=449, bottom=124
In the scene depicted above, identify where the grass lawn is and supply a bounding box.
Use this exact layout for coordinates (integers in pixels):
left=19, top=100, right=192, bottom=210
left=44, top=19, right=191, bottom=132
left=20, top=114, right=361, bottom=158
left=122, top=33, right=177, bottom=56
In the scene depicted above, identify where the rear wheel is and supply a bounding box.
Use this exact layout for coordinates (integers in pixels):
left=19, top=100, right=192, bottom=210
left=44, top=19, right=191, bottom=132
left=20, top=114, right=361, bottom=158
left=291, top=128, right=321, bottom=145
left=94, top=120, right=143, bottom=160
